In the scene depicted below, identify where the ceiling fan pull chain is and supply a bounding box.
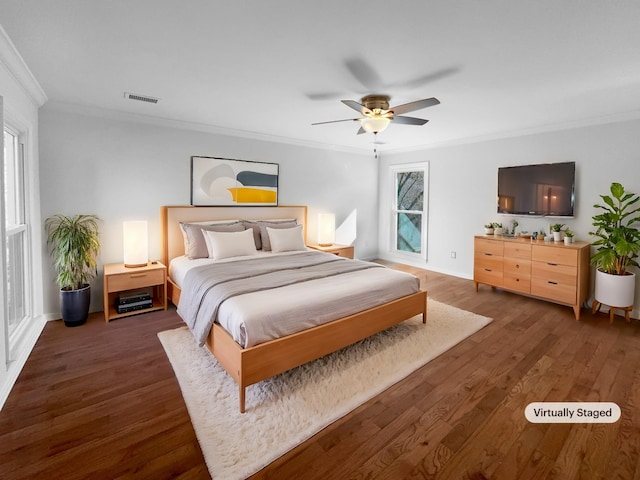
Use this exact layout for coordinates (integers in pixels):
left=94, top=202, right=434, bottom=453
left=374, top=134, right=378, bottom=159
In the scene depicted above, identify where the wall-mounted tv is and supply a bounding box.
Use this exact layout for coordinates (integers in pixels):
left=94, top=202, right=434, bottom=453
left=497, top=161, right=575, bottom=216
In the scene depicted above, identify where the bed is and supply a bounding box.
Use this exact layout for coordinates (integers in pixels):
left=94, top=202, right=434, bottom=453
left=161, top=205, right=427, bottom=412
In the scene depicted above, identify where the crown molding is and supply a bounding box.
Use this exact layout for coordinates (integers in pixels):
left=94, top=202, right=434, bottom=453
left=385, top=109, right=640, bottom=154
left=43, top=100, right=372, bottom=157
left=0, top=25, right=48, bottom=107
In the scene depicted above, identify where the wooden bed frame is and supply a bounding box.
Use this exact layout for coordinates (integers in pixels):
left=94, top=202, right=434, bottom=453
left=161, top=205, right=427, bottom=413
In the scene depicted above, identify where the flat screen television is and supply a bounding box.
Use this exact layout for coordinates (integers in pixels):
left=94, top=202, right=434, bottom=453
left=497, top=161, right=575, bottom=216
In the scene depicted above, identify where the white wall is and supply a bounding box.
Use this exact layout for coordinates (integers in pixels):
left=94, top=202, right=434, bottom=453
left=379, top=119, right=640, bottom=315
left=39, top=105, right=379, bottom=316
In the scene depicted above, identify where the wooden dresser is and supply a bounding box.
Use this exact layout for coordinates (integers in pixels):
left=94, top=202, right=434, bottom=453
left=474, top=236, right=590, bottom=319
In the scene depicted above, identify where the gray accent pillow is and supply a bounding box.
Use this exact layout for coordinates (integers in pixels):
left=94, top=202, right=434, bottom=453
left=242, top=219, right=297, bottom=250
left=180, top=222, right=245, bottom=259
left=258, top=221, right=298, bottom=251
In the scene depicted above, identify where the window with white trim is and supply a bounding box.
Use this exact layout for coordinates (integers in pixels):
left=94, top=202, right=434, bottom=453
left=391, top=163, right=428, bottom=259
left=4, top=127, right=29, bottom=338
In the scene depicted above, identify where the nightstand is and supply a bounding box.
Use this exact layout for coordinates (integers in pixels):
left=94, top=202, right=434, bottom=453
left=308, top=244, right=354, bottom=259
left=103, top=261, right=167, bottom=322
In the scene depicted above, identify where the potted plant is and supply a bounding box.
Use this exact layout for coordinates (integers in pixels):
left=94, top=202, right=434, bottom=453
left=492, top=222, right=504, bottom=235
left=484, top=223, right=494, bottom=235
left=550, top=223, right=565, bottom=242
left=45, top=214, right=101, bottom=327
left=590, top=182, right=640, bottom=311
left=538, top=228, right=546, bottom=241
left=563, top=230, right=575, bottom=245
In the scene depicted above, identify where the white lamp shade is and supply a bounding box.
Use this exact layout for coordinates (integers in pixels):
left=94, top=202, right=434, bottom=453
left=318, top=213, right=336, bottom=246
left=123, top=220, right=148, bottom=267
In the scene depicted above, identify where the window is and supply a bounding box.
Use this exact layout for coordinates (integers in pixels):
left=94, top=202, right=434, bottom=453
left=4, top=127, right=29, bottom=338
left=391, top=163, right=428, bottom=259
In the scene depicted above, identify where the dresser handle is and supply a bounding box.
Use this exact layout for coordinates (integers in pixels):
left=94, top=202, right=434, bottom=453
left=516, top=264, right=520, bottom=268
left=485, top=253, right=493, bottom=256
left=547, top=262, right=557, bottom=266
left=548, top=281, right=558, bottom=285
left=484, top=268, right=492, bottom=272
left=130, top=273, right=148, bottom=278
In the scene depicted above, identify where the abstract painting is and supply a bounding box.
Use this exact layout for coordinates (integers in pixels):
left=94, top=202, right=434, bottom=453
left=190, top=156, right=279, bottom=206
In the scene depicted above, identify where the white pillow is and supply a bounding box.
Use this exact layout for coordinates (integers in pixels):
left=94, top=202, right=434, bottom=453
left=267, top=225, right=306, bottom=253
left=203, top=228, right=258, bottom=260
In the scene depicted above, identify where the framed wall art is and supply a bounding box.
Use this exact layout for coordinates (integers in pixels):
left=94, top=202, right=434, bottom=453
left=190, top=156, right=279, bottom=206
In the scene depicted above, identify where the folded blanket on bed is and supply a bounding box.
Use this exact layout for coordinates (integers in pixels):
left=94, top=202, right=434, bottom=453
left=177, top=251, right=384, bottom=346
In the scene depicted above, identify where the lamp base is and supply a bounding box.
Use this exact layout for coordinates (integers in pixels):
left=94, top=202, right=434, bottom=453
left=318, top=243, right=333, bottom=247
left=124, top=262, right=148, bottom=268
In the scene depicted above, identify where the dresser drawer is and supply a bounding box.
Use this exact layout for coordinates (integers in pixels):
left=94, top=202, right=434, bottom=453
left=475, top=238, right=503, bottom=256
left=504, top=242, right=532, bottom=260
left=474, top=266, right=503, bottom=287
left=504, top=257, right=531, bottom=275
left=531, top=277, right=576, bottom=304
left=107, top=268, right=165, bottom=292
left=532, top=245, right=578, bottom=266
left=503, top=272, right=531, bottom=293
left=475, top=254, right=503, bottom=273
left=532, top=261, right=577, bottom=286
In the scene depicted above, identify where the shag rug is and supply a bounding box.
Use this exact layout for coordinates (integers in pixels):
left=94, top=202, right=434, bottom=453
left=158, top=299, right=492, bottom=479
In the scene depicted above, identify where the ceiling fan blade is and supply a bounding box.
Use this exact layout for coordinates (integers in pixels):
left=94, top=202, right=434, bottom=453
left=390, top=97, right=440, bottom=115
left=345, top=58, right=384, bottom=91
left=392, top=116, right=429, bottom=126
left=306, top=91, right=344, bottom=101
left=341, top=99, right=372, bottom=115
left=312, top=118, right=360, bottom=125
left=388, top=67, right=460, bottom=90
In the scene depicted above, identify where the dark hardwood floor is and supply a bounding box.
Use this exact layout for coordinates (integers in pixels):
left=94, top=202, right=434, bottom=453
left=2, top=264, right=639, bottom=479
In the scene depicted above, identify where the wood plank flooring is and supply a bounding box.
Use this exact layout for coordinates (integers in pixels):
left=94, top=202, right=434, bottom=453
left=1, top=264, right=639, bottom=479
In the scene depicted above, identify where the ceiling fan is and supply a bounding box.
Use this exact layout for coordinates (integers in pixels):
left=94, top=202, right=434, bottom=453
left=312, top=94, right=440, bottom=135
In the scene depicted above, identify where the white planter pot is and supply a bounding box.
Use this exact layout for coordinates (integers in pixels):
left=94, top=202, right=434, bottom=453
left=494, top=228, right=504, bottom=236
left=484, top=228, right=494, bottom=235
left=595, top=269, right=636, bottom=308
left=564, top=236, right=574, bottom=245
left=553, top=231, right=563, bottom=242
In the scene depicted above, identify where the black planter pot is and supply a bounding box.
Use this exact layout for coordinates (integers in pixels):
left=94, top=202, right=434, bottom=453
left=60, top=284, right=91, bottom=327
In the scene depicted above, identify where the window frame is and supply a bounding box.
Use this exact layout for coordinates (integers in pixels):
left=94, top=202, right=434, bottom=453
left=390, top=162, right=429, bottom=261
left=3, top=123, right=32, bottom=353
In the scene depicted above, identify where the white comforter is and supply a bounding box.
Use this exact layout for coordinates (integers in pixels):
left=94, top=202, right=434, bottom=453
left=171, top=250, right=420, bottom=348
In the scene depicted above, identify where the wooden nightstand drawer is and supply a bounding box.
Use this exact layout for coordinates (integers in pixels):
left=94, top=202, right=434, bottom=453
left=107, top=268, right=165, bottom=292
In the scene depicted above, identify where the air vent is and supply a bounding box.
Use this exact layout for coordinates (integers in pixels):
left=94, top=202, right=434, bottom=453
left=124, top=92, right=159, bottom=104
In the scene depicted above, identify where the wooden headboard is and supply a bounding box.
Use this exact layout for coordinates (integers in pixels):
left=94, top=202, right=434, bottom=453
left=160, top=205, right=308, bottom=267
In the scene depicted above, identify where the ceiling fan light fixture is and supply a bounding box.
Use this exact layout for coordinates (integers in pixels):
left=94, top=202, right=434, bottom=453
left=360, top=116, right=391, bottom=134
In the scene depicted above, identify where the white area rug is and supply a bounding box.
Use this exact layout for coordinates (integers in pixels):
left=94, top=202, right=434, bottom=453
left=158, top=299, right=492, bottom=479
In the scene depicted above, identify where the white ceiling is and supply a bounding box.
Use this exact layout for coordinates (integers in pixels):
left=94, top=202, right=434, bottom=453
left=2, top=1, right=640, bottom=153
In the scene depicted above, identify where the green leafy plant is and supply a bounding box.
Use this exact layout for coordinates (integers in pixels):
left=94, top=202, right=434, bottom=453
left=45, top=214, right=101, bottom=290
left=484, top=223, right=494, bottom=229
left=564, top=229, right=575, bottom=238
left=491, top=222, right=502, bottom=228
left=590, top=182, right=640, bottom=275
left=550, top=223, right=565, bottom=232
